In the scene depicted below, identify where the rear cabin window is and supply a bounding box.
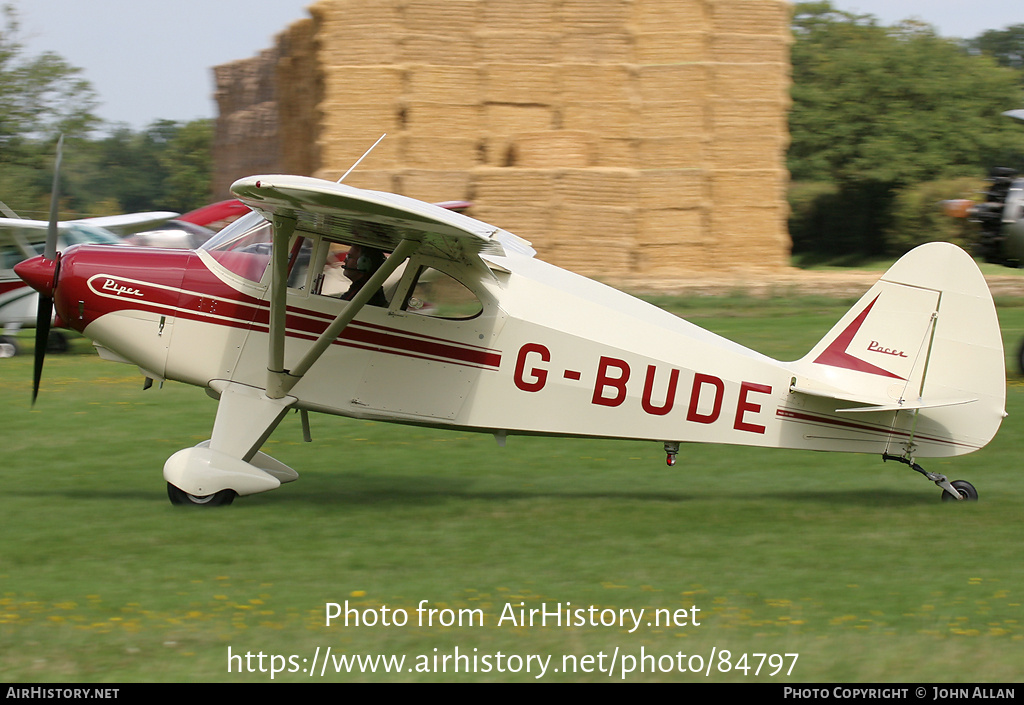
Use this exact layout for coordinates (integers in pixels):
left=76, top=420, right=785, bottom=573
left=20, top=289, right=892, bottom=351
left=402, top=266, right=482, bottom=319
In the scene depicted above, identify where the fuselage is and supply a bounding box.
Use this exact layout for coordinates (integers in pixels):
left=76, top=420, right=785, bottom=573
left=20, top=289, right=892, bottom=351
left=25, top=229, right=989, bottom=460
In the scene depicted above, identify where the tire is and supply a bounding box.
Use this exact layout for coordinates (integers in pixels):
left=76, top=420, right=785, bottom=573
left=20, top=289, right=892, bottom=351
left=167, top=482, right=236, bottom=507
left=0, top=335, right=17, bottom=358
left=941, top=480, right=978, bottom=502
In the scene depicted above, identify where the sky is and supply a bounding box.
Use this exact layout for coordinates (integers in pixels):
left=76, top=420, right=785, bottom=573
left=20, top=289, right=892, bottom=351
left=10, top=0, right=1024, bottom=132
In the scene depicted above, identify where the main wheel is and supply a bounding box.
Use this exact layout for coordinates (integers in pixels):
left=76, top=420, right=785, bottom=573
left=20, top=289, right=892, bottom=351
left=941, top=480, right=978, bottom=502
left=0, top=335, right=17, bottom=358
left=167, top=482, right=236, bottom=506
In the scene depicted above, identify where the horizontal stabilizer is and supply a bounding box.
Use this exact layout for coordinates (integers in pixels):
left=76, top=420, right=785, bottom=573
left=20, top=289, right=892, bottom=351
left=834, top=398, right=977, bottom=414
left=789, top=383, right=976, bottom=413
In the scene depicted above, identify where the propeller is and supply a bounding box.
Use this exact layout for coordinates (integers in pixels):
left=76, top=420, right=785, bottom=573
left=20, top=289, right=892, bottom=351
left=31, top=135, right=63, bottom=404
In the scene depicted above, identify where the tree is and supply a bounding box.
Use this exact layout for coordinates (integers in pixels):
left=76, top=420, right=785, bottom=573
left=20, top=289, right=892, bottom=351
left=64, top=119, right=213, bottom=216
left=0, top=4, right=99, bottom=155
left=788, top=2, right=1024, bottom=255
left=0, top=3, right=99, bottom=217
left=966, top=24, right=1024, bottom=73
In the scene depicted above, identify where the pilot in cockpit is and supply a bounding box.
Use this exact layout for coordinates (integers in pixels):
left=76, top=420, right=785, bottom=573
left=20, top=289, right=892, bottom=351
left=339, top=244, right=388, bottom=307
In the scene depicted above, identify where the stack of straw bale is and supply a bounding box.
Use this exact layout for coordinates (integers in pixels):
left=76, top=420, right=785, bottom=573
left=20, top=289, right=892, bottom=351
left=216, top=0, right=792, bottom=282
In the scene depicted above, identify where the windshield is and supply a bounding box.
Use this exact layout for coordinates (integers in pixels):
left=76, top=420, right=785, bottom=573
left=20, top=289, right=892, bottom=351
left=200, top=210, right=272, bottom=283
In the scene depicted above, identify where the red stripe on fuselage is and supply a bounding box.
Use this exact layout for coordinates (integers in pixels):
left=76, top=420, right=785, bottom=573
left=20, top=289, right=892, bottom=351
left=58, top=244, right=502, bottom=371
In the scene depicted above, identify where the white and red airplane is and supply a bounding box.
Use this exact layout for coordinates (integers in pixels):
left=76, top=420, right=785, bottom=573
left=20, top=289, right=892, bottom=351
left=15, top=174, right=1006, bottom=505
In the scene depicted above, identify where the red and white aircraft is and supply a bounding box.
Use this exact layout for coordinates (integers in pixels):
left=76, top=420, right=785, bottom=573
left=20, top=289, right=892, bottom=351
left=15, top=174, right=1006, bottom=505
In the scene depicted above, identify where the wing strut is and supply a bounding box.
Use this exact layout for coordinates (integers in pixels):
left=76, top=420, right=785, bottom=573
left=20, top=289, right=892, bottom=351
left=266, top=237, right=421, bottom=399
left=266, top=214, right=297, bottom=397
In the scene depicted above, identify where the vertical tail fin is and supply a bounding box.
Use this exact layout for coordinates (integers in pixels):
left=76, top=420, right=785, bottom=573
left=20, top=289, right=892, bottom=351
left=788, top=243, right=1005, bottom=457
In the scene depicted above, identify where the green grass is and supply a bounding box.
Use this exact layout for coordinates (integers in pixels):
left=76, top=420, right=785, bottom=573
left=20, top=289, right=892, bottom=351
left=2, top=297, right=1023, bottom=682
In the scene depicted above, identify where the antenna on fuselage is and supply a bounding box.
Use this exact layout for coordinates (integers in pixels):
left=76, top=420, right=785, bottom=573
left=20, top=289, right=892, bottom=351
left=337, top=134, right=386, bottom=184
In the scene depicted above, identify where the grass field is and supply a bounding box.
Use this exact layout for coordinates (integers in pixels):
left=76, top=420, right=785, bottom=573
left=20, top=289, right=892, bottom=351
left=1, top=295, right=1023, bottom=682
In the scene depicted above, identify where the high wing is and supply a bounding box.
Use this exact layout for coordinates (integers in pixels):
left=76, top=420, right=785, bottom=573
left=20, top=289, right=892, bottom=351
left=0, top=211, right=178, bottom=243
left=231, top=175, right=534, bottom=263
left=67, top=212, right=178, bottom=236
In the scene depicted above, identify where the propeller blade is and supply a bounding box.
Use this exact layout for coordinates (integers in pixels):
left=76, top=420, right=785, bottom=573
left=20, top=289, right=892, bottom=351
left=31, top=293, right=53, bottom=405
left=32, top=135, right=64, bottom=404
left=44, top=135, right=63, bottom=261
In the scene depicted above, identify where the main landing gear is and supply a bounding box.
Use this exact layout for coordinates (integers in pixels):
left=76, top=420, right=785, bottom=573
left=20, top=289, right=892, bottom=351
left=167, top=482, right=237, bottom=507
left=882, top=454, right=978, bottom=502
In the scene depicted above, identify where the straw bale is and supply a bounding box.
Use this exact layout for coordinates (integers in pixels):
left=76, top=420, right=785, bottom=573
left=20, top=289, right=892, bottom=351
left=319, top=103, right=402, bottom=140
left=484, top=104, right=556, bottom=136
left=315, top=168, right=397, bottom=192
left=638, top=169, right=708, bottom=209
left=479, top=136, right=515, bottom=167
left=402, top=101, right=482, bottom=135
left=481, top=0, right=559, bottom=31
left=635, top=101, right=706, bottom=138
left=558, top=64, right=632, bottom=103
left=635, top=65, right=709, bottom=103
left=405, top=65, right=483, bottom=104
left=321, top=66, right=406, bottom=104
left=310, top=0, right=401, bottom=27
left=401, top=33, right=481, bottom=65
left=594, top=138, right=637, bottom=168
left=561, top=101, right=635, bottom=138
left=710, top=99, right=788, bottom=140
left=560, top=0, right=631, bottom=33
left=710, top=169, right=787, bottom=207
left=403, top=0, right=480, bottom=37
left=471, top=205, right=553, bottom=244
left=637, top=136, right=706, bottom=169
left=317, top=28, right=399, bottom=65
left=471, top=167, right=559, bottom=205
left=561, top=32, right=635, bottom=64
left=555, top=168, right=639, bottom=206
left=214, top=52, right=278, bottom=114
left=474, top=31, right=561, bottom=64
left=511, top=131, right=596, bottom=168
left=402, top=132, right=483, bottom=170
left=553, top=204, right=637, bottom=249
left=708, top=0, right=790, bottom=35
left=708, top=63, right=788, bottom=101
left=636, top=208, right=707, bottom=247
left=708, top=135, right=786, bottom=170
left=633, top=0, right=708, bottom=33
left=319, top=135, right=403, bottom=170
left=483, top=63, right=559, bottom=105
left=635, top=32, right=708, bottom=64
left=546, top=243, right=634, bottom=277
left=710, top=205, right=790, bottom=264
left=394, top=169, right=473, bottom=202
left=711, top=33, right=791, bottom=64
left=636, top=242, right=714, bottom=276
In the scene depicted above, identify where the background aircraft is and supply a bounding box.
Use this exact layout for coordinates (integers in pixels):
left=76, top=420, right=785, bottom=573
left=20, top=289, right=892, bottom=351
left=943, top=109, right=1024, bottom=369
left=1, top=208, right=177, bottom=356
